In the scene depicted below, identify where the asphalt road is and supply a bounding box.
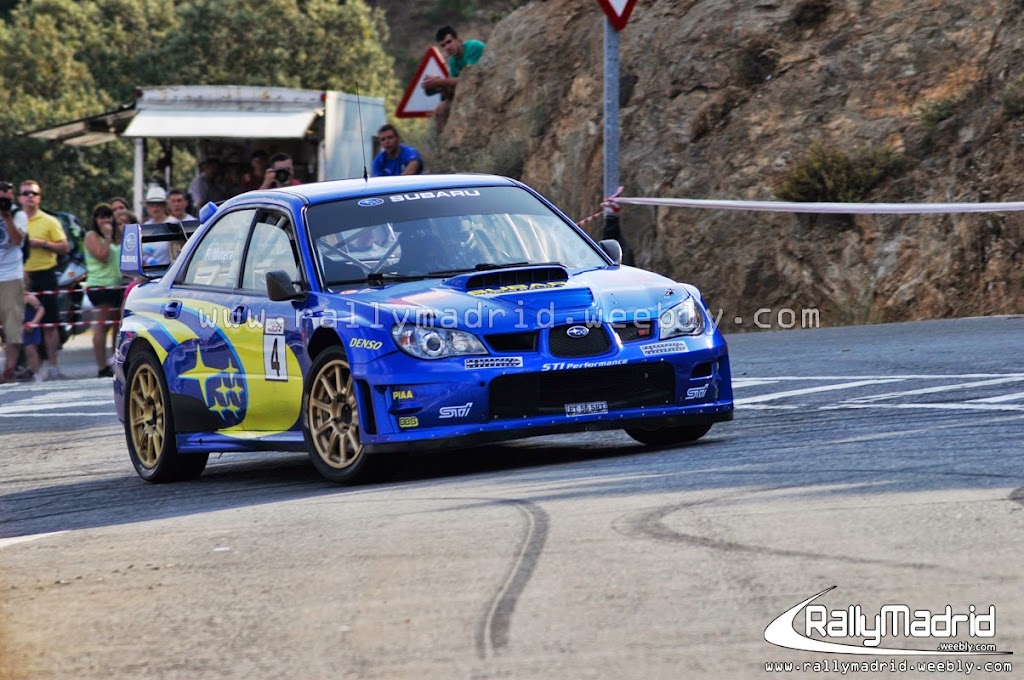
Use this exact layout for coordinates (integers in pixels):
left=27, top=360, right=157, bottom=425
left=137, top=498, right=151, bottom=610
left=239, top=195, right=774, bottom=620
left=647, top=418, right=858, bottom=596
left=1, top=316, right=1022, bottom=679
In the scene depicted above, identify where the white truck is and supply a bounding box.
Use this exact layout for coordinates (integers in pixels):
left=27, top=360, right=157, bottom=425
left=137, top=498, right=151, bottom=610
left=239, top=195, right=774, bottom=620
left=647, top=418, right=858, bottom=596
left=28, top=85, right=386, bottom=215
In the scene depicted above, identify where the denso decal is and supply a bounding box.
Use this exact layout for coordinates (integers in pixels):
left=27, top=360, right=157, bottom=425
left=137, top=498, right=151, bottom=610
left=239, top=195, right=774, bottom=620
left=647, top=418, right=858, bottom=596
left=439, top=402, right=473, bottom=419
left=467, top=281, right=567, bottom=297
left=389, top=189, right=481, bottom=202
left=349, top=338, right=384, bottom=350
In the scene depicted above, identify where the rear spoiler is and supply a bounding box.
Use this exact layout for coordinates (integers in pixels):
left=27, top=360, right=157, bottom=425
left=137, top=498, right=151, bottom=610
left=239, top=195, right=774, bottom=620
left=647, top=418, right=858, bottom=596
left=120, top=219, right=201, bottom=279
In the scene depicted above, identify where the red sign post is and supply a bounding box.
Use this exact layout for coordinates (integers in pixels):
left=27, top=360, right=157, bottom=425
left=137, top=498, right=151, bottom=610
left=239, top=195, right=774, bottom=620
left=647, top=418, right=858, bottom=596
left=596, top=0, right=639, bottom=32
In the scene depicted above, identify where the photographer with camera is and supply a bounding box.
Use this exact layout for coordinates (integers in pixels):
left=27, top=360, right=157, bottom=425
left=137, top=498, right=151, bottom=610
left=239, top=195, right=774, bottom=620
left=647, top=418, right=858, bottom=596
left=0, top=181, right=29, bottom=383
left=259, top=153, right=302, bottom=190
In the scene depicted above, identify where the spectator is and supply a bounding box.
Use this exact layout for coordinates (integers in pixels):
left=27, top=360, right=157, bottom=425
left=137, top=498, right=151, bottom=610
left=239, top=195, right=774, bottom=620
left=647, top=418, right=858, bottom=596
left=116, top=208, right=139, bottom=234
left=243, top=150, right=269, bottom=192
left=83, top=204, right=124, bottom=378
left=141, top=186, right=173, bottom=267
left=0, top=181, right=29, bottom=383
left=188, top=158, right=224, bottom=210
left=422, top=25, right=485, bottom=134
left=259, top=152, right=302, bottom=189
left=20, top=180, right=69, bottom=380
left=372, top=125, right=424, bottom=177
left=110, top=196, right=131, bottom=216
left=21, top=290, right=43, bottom=382
left=167, top=188, right=196, bottom=222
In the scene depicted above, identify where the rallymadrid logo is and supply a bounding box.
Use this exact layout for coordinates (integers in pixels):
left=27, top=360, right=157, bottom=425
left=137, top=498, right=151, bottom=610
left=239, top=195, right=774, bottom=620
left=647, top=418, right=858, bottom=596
left=765, top=586, right=1013, bottom=656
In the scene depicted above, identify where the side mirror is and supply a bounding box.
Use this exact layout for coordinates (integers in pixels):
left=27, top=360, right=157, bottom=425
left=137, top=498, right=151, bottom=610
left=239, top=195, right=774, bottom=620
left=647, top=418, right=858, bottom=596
left=266, top=270, right=303, bottom=301
left=598, top=239, right=623, bottom=265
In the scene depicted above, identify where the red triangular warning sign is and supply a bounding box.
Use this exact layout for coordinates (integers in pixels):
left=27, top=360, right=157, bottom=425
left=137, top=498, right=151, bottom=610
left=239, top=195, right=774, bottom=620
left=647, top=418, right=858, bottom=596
left=396, top=47, right=451, bottom=118
left=596, top=0, right=639, bottom=32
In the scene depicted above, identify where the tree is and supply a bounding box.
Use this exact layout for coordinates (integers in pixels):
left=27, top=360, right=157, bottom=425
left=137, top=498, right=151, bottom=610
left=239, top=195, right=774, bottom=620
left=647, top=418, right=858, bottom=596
left=0, top=0, right=399, bottom=220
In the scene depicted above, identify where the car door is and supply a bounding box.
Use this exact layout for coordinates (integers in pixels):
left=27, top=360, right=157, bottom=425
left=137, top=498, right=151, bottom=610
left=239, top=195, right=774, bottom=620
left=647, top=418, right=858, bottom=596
left=169, top=208, right=257, bottom=433
left=234, top=208, right=306, bottom=433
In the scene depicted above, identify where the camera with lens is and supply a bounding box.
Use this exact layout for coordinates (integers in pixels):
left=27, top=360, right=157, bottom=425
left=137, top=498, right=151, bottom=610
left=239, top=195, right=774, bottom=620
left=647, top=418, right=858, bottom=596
left=0, top=196, right=12, bottom=212
left=274, top=168, right=291, bottom=184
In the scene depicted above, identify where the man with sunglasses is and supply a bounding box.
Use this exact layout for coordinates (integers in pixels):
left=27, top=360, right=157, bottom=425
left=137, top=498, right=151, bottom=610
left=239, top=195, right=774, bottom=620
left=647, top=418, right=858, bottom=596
left=0, top=181, right=29, bottom=382
left=20, top=180, right=69, bottom=380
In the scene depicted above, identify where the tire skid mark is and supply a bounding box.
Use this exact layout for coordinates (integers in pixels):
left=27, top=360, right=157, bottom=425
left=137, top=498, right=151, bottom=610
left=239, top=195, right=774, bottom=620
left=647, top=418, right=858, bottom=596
left=1009, top=487, right=1024, bottom=507
left=615, top=499, right=936, bottom=571
left=474, top=498, right=549, bottom=660
left=310, top=494, right=550, bottom=660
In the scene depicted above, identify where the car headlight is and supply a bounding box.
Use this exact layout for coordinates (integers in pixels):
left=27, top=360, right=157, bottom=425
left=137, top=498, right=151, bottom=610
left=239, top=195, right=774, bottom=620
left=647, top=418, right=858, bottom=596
left=391, top=325, right=488, bottom=360
left=658, top=298, right=705, bottom=339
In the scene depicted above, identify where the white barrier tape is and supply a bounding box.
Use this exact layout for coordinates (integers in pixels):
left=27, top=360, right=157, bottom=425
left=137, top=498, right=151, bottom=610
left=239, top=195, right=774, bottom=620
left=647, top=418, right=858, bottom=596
left=612, top=197, right=1024, bottom=214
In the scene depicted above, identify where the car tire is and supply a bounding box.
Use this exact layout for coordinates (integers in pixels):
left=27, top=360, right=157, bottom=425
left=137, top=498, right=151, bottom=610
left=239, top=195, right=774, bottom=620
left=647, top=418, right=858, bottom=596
left=302, top=346, right=402, bottom=484
left=625, top=423, right=713, bottom=446
left=124, top=349, right=208, bottom=482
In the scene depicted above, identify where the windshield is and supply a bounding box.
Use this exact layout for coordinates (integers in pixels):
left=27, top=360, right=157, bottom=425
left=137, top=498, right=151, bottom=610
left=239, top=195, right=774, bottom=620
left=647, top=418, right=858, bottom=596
left=305, top=186, right=607, bottom=287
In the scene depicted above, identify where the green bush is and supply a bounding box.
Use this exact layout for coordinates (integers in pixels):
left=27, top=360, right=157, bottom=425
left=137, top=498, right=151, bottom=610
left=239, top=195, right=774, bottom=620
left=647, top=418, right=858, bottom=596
left=773, top=142, right=907, bottom=203
left=1001, top=77, right=1024, bottom=118
left=917, top=97, right=958, bottom=129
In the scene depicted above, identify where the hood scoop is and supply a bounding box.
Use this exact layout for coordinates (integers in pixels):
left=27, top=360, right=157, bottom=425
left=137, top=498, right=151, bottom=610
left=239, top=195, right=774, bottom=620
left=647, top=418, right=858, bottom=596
left=457, top=266, right=569, bottom=293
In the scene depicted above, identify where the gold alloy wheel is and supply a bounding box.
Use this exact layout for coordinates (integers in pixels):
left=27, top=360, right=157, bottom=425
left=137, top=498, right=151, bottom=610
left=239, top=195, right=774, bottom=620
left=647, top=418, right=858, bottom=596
left=307, top=358, right=362, bottom=469
left=129, top=364, right=165, bottom=468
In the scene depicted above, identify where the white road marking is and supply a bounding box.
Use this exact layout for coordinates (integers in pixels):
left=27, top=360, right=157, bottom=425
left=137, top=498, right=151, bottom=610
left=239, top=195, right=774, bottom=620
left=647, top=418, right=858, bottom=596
left=732, top=379, right=781, bottom=388
left=822, top=414, right=1024, bottom=444
left=0, top=412, right=116, bottom=418
left=0, top=399, right=113, bottom=415
left=827, top=402, right=1024, bottom=412
left=728, top=374, right=1024, bottom=380
left=843, top=377, right=1024, bottom=403
left=0, top=531, right=67, bottom=550
left=735, top=379, right=905, bottom=405
left=968, top=391, right=1024, bottom=404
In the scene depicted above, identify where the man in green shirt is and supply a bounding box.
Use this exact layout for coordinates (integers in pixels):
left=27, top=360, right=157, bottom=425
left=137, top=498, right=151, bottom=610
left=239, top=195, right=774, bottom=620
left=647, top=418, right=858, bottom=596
left=422, top=25, right=485, bottom=134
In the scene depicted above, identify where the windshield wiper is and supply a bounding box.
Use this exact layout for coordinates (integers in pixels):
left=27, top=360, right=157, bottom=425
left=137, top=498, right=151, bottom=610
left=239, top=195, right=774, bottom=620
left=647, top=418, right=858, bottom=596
left=428, top=261, right=564, bottom=276
left=365, top=272, right=447, bottom=283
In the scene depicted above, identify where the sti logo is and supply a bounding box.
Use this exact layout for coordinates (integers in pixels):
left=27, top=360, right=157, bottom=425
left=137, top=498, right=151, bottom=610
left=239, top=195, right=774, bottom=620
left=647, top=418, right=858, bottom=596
left=439, top=402, right=473, bottom=419
left=686, top=384, right=709, bottom=399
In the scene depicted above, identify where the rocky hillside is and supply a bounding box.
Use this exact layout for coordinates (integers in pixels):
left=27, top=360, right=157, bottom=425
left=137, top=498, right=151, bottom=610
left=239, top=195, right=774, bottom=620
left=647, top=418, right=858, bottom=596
left=434, top=0, right=1024, bottom=328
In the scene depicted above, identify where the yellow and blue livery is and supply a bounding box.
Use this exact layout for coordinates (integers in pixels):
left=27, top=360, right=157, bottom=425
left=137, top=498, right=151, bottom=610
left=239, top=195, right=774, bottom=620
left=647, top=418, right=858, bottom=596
left=114, top=175, right=733, bottom=484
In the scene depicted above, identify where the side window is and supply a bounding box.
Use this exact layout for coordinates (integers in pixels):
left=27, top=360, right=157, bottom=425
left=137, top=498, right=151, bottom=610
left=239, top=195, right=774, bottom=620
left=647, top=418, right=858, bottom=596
left=241, top=212, right=301, bottom=294
left=181, top=209, right=256, bottom=288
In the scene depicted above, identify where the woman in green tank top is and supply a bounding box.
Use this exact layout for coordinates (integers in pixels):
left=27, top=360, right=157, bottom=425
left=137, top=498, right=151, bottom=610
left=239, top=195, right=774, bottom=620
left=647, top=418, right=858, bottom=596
left=84, top=204, right=125, bottom=377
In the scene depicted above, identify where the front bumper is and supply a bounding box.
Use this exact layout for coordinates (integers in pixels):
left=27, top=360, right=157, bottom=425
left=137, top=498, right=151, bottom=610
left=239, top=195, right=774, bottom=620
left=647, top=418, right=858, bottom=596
left=356, top=339, right=734, bottom=452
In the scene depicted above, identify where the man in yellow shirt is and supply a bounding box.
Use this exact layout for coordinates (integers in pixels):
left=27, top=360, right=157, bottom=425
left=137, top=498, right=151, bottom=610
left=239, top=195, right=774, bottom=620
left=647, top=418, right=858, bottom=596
left=21, top=180, right=69, bottom=380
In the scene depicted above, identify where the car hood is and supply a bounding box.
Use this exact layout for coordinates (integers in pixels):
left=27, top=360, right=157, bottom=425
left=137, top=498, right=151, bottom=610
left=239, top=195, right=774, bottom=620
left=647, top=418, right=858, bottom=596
left=316, top=265, right=696, bottom=331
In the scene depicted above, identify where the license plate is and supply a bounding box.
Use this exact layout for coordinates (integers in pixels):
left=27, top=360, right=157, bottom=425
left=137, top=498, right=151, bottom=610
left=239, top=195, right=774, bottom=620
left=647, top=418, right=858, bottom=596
left=565, top=401, right=608, bottom=416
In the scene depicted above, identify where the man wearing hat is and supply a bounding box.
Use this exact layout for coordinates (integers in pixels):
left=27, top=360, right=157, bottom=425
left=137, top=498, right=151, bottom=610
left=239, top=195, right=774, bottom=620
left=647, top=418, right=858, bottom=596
left=141, top=185, right=173, bottom=267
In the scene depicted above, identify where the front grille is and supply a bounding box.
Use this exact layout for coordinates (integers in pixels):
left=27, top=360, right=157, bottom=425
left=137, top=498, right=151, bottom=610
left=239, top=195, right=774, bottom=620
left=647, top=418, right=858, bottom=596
left=489, top=363, right=675, bottom=419
left=485, top=331, right=538, bottom=353
left=613, top=322, right=654, bottom=343
left=548, top=325, right=611, bottom=358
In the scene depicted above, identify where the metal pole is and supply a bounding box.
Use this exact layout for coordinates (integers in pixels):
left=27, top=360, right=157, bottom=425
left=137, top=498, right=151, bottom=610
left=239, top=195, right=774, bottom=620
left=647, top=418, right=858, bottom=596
left=133, top=138, right=145, bottom=217
left=603, top=17, right=628, bottom=261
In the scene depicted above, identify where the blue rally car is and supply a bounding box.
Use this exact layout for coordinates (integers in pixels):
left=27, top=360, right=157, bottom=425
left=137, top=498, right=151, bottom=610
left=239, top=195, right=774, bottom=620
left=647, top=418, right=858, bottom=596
left=115, top=175, right=733, bottom=484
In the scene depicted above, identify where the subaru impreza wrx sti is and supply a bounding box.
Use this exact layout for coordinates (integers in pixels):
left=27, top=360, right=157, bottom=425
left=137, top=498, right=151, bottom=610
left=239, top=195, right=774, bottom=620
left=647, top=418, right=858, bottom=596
left=114, top=174, right=733, bottom=484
